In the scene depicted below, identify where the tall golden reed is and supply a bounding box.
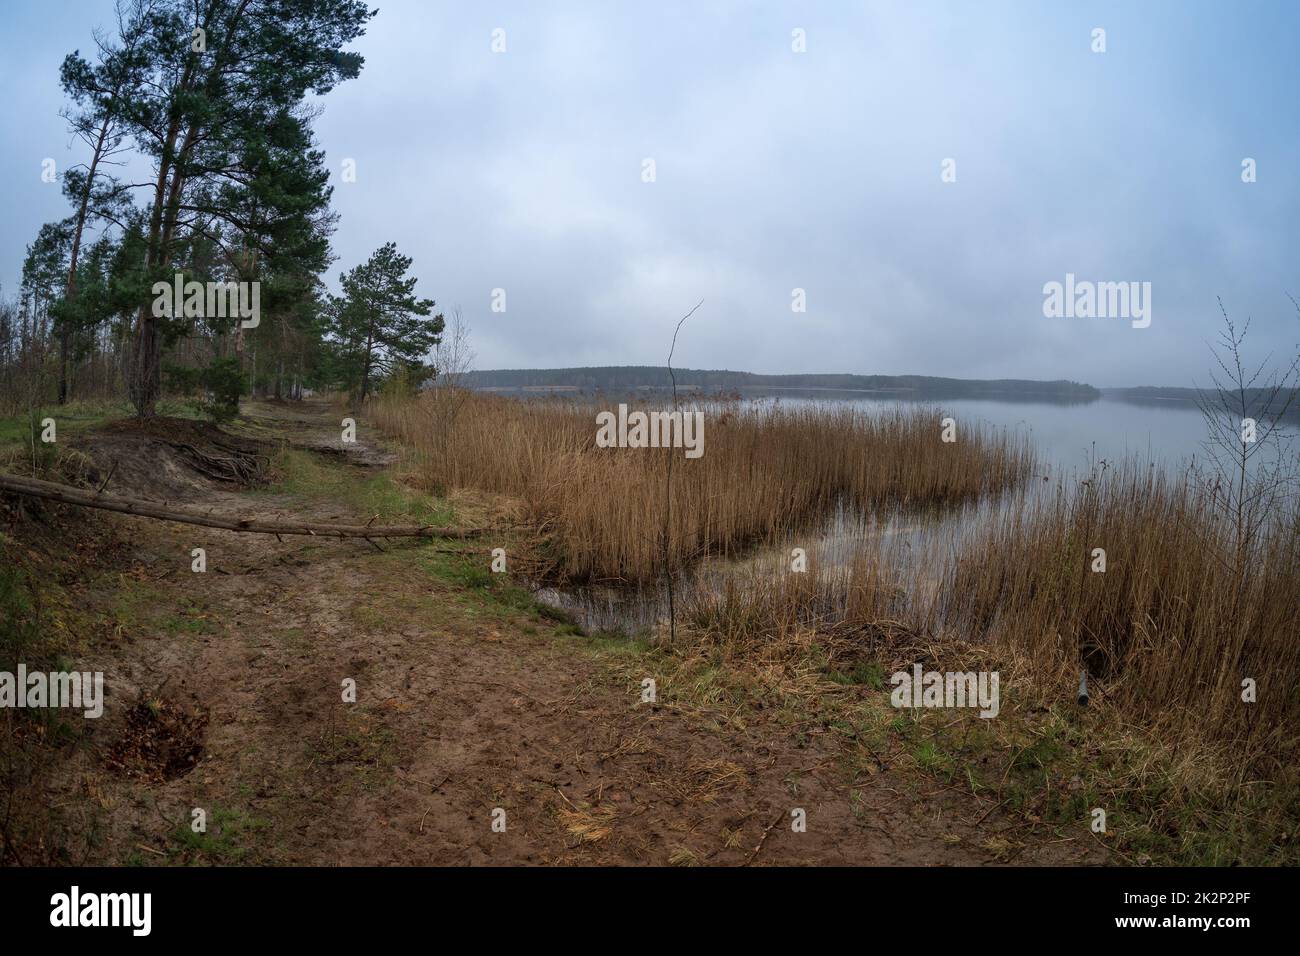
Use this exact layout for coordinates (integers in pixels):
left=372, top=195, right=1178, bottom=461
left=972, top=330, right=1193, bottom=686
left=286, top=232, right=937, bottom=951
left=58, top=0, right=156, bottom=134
left=368, top=389, right=1036, bottom=582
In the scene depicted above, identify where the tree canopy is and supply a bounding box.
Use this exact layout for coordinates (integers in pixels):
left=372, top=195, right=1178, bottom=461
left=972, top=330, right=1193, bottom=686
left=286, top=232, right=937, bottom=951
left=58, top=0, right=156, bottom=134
left=1, top=0, right=447, bottom=418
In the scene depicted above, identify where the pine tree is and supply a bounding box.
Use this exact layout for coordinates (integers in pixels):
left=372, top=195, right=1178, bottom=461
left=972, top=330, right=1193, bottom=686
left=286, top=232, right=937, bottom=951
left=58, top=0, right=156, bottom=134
left=56, top=0, right=151, bottom=403
left=329, top=243, right=441, bottom=407
left=116, top=0, right=374, bottom=416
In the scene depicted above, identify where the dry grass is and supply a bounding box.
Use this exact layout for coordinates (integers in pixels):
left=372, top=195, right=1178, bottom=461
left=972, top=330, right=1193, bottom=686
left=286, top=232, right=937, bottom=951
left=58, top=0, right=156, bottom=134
left=368, top=389, right=1034, bottom=582
left=556, top=802, right=616, bottom=843
left=945, top=463, right=1300, bottom=772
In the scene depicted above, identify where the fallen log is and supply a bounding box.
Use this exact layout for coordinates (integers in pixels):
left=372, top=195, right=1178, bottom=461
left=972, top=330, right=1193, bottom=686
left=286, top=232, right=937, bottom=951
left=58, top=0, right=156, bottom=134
left=0, top=471, right=486, bottom=540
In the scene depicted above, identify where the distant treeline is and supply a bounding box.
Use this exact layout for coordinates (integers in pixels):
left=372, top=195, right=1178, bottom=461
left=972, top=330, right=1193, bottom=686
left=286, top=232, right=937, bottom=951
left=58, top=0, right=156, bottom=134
left=465, top=366, right=1101, bottom=400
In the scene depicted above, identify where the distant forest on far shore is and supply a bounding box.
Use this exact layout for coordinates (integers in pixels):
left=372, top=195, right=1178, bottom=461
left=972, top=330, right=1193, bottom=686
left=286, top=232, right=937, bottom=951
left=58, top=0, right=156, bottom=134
left=464, top=366, right=1102, bottom=401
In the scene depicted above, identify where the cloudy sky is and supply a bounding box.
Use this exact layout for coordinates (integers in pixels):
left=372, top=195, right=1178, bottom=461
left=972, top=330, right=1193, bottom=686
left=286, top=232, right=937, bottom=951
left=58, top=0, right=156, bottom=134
left=2, top=0, right=1297, bottom=386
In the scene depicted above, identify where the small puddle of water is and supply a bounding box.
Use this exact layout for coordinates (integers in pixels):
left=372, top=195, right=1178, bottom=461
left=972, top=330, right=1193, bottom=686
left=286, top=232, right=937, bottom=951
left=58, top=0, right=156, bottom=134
left=532, top=493, right=1010, bottom=635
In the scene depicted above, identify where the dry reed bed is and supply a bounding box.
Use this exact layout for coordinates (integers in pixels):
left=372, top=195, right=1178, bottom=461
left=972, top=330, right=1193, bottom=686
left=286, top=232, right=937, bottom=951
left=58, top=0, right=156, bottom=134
left=368, top=390, right=1036, bottom=582
left=946, top=463, right=1300, bottom=772
left=682, top=462, right=1299, bottom=781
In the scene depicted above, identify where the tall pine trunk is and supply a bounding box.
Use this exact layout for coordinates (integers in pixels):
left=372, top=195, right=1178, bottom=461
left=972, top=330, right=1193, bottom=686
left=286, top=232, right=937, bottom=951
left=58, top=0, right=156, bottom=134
left=60, top=93, right=116, bottom=405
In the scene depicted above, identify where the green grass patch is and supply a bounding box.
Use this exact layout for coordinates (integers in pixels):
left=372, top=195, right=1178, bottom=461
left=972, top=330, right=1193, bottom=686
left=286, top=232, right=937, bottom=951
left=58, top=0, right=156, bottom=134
left=894, top=697, right=1300, bottom=866
left=167, top=807, right=269, bottom=864
left=0, top=399, right=206, bottom=455
left=413, top=545, right=565, bottom=624
left=827, top=660, right=885, bottom=689
left=105, top=579, right=220, bottom=640
left=264, top=447, right=453, bottom=527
